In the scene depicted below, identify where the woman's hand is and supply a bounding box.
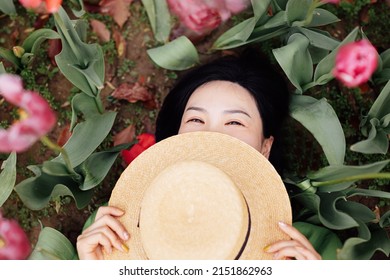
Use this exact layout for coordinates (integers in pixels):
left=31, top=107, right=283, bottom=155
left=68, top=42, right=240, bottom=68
left=264, top=221, right=322, bottom=260
left=76, top=206, right=130, bottom=260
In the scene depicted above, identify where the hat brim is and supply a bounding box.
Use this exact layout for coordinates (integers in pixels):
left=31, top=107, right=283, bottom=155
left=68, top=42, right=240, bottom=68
left=105, top=131, right=292, bottom=260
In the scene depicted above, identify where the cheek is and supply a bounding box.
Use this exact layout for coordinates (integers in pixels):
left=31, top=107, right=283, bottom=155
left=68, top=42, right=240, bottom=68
left=226, top=131, right=263, bottom=152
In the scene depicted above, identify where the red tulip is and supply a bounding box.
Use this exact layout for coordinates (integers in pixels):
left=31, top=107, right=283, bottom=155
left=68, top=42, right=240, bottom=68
left=0, top=213, right=32, bottom=260
left=167, top=0, right=249, bottom=34
left=333, top=40, right=378, bottom=88
left=19, top=0, right=62, bottom=13
left=0, top=74, right=57, bottom=153
left=121, top=133, right=155, bottom=165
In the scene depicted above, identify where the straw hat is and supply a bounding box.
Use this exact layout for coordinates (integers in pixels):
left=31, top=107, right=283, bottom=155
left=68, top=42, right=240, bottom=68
left=105, top=131, right=292, bottom=260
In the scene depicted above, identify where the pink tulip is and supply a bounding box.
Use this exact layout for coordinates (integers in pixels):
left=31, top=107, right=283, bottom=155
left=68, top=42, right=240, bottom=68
left=167, top=0, right=249, bottom=34
left=0, top=213, right=32, bottom=260
left=0, top=74, right=57, bottom=153
left=19, top=0, right=62, bottom=13
left=333, top=40, right=378, bottom=88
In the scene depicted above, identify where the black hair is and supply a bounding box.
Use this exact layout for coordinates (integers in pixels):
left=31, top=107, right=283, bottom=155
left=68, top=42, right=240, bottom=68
left=155, top=48, right=290, bottom=174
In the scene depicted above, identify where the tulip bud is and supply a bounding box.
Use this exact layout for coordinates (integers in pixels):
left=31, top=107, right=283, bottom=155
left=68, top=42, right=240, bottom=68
left=12, top=46, right=25, bottom=58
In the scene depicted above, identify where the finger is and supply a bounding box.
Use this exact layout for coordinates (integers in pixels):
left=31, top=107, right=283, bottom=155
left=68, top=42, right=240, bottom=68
left=95, top=206, right=125, bottom=220
left=77, top=231, right=113, bottom=260
left=82, top=213, right=129, bottom=241
left=272, top=246, right=307, bottom=260
left=81, top=225, right=128, bottom=253
left=278, top=222, right=316, bottom=251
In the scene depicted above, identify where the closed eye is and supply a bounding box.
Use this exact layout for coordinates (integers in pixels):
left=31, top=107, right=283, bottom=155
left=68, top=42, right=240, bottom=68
left=226, top=120, right=244, bottom=126
left=187, top=118, right=204, bottom=124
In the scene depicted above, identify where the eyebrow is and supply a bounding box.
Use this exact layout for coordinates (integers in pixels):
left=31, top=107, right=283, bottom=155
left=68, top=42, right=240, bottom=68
left=185, top=106, right=251, bottom=118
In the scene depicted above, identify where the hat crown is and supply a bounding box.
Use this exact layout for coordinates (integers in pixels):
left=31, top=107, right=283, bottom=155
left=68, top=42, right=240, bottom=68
left=140, top=160, right=249, bottom=260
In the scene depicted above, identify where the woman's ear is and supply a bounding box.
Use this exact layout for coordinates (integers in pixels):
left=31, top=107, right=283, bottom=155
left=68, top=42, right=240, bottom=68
left=260, top=136, right=274, bottom=159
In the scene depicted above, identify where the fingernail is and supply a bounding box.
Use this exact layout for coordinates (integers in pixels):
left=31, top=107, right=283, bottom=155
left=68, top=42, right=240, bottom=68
left=123, top=232, right=129, bottom=240
left=121, top=243, right=129, bottom=253
left=263, top=245, right=271, bottom=252
left=278, top=221, right=287, bottom=227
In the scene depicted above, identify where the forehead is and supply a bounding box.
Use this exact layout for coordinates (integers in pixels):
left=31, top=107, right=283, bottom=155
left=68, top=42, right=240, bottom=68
left=188, top=80, right=257, bottom=106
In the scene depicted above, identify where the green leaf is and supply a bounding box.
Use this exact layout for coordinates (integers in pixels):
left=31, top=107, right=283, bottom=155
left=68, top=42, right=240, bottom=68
left=54, top=111, right=117, bottom=168
left=351, top=80, right=390, bottom=154
left=28, top=227, right=77, bottom=260
left=318, top=192, right=359, bottom=230
left=0, top=62, right=5, bottom=74
left=54, top=7, right=104, bottom=97
left=147, top=36, right=199, bottom=70
left=379, top=210, right=390, bottom=228
left=337, top=229, right=390, bottom=260
left=366, top=79, right=390, bottom=121
left=262, top=11, right=287, bottom=29
left=293, top=221, right=342, bottom=259
left=77, top=144, right=129, bottom=190
left=15, top=166, right=93, bottom=210
left=308, top=160, right=390, bottom=192
left=346, top=188, right=390, bottom=200
left=22, top=29, right=60, bottom=54
left=42, top=161, right=75, bottom=177
left=0, top=47, right=21, bottom=68
left=70, top=92, right=101, bottom=130
left=212, top=17, right=258, bottom=50
left=141, top=0, right=171, bottom=43
left=271, top=0, right=288, bottom=10
left=350, top=119, right=389, bottom=154
left=286, top=0, right=312, bottom=26
left=313, top=27, right=359, bottom=85
left=273, top=33, right=313, bottom=93
left=336, top=200, right=376, bottom=223
left=297, top=27, right=339, bottom=51
left=290, top=95, right=346, bottom=165
left=0, top=152, right=16, bottom=207
left=307, top=8, right=340, bottom=27
left=251, top=0, right=272, bottom=18
left=0, top=0, right=16, bottom=15
left=69, top=0, right=86, bottom=17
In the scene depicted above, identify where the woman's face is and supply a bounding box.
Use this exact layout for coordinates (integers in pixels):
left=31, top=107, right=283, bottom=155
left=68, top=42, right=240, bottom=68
left=178, top=81, right=273, bottom=158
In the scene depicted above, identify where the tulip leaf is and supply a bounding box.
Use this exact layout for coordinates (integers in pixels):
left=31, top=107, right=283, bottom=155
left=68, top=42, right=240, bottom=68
left=251, top=0, right=271, bottom=18
left=308, top=159, right=390, bottom=192
left=313, top=26, right=359, bottom=85
left=29, top=227, right=77, bottom=260
left=0, top=152, right=16, bottom=207
left=318, top=192, right=359, bottom=230
left=147, top=36, right=199, bottom=70
left=22, top=29, right=60, bottom=54
left=351, top=80, right=390, bottom=154
left=346, top=188, right=390, bottom=200
left=54, top=7, right=104, bottom=97
left=0, top=62, right=5, bottom=73
left=141, top=0, right=171, bottom=43
left=337, top=229, right=390, bottom=260
left=77, top=144, right=129, bottom=191
left=0, top=0, right=16, bottom=15
left=273, top=33, right=313, bottom=93
left=308, top=8, right=340, bottom=27
left=297, top=27, right=339, bottom=51
left=290, top=95, right=346, bottom=165
left=15, top=165, right=93, bottom=210
left=271, top=0, right=288, bottom=10
left=336, top=200, right=376, bottom=224
left=212, top=17, right=258, bottom=50
left=69, top=0, right=85, bottom=17
left=0, top=47, right=21, bottom=68
left=262, top=11, right=287, bottom=29
left=70, top=92, right=101, bottom=131
left=54, top=111, right=117, bottom=168
left=379, top=210, right=390, bottom=228
left=286, top=0, right=311, bottom=26
left=293, top=221, right=342, bottom=260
